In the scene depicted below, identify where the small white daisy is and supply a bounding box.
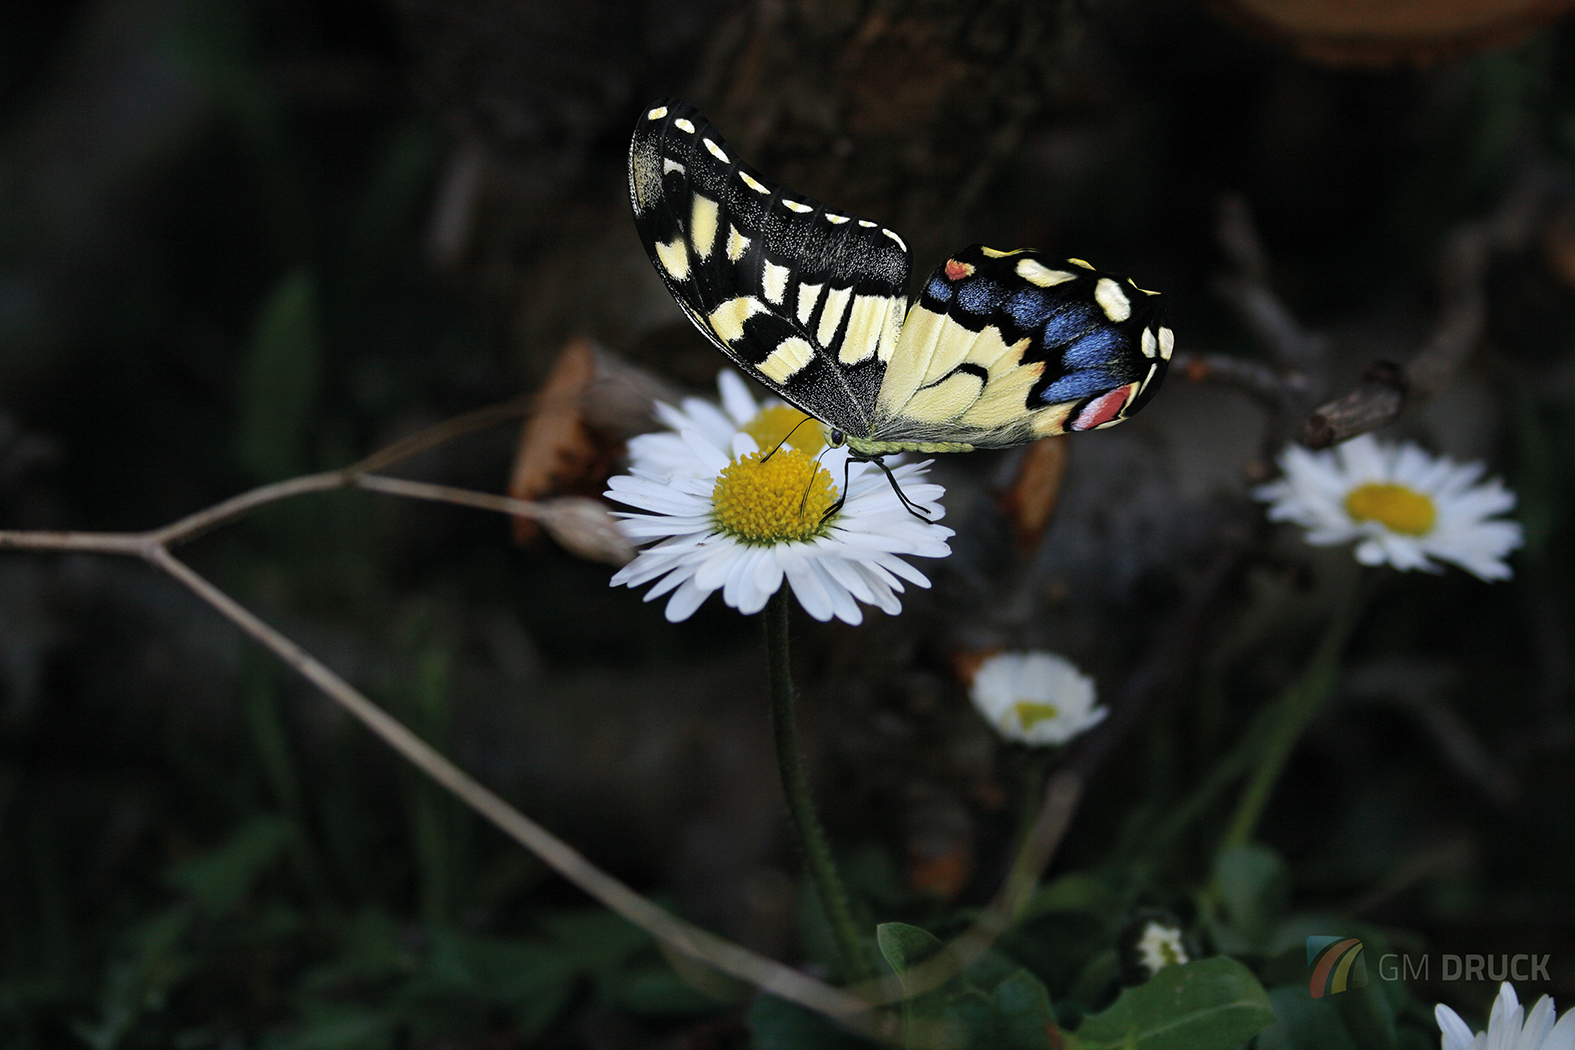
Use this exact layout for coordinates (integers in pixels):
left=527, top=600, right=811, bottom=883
left=1436, top=982, right=1575, bottom=1050
left=1253, top=433, right=1522, bottom=581
left=1134, top=921, right=1190, bottom=977
left=606, top=374, right=953, bottom=625
left=968, top=651, right=1107, bottom=746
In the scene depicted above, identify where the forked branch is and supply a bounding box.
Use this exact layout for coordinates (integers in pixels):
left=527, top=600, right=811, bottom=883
left=0, top=398, right=1084, bottom=1039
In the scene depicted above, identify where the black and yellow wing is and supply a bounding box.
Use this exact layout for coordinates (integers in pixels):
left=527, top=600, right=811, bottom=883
left=867, top=246, right=1171, bottom=453
left=628, top=98, right=910, bottom=441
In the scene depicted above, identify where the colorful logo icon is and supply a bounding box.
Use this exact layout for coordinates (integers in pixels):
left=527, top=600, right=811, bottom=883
left=1307, top=937, right=1368, bottom=998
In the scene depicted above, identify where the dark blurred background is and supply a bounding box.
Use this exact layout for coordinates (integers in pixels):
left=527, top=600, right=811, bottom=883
left=3, top=0, right=1575, bottom=1046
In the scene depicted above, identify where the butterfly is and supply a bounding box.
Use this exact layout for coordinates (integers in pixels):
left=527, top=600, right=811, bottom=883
left=628, top=98, right=1171, bottom=517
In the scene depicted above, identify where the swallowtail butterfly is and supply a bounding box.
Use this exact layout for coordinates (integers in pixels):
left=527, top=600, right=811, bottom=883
left=628, top=99, right=1171, bottom=514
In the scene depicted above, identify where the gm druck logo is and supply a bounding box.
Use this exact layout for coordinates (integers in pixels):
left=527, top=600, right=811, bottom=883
left=1307, top=937, right=1368, bottom=998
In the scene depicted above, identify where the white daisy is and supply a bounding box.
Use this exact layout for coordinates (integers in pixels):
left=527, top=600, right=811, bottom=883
left=1134, top=920, right=1190, bottom=977
left=605, top=375, right=953, bottom=625
left=1436, top=982, right=1575, bottom=1050
left=968, top=651, right=1107, bottom=746
left=1253, top=433, right=1522, bottom=581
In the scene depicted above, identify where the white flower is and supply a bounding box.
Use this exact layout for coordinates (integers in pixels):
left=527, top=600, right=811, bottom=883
left=1436, top=982, right=1575, bottom=1050
left=1253, top=433, right=1522, bottom=581
left=1134, top=921, right=1190, bottom=976
left=605, top=373, right=953, bottom=625
left=968, top=651, right=1106, bottom=746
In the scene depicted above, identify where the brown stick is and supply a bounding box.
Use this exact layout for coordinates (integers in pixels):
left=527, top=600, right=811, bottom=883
left=1303, top=165, right=1556, bottom=448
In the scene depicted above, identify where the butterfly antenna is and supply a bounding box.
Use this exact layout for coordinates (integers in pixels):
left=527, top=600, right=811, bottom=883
left=761, top=416, right=819, bottom=463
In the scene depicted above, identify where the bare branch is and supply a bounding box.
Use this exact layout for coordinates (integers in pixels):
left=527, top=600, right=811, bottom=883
left=149, top=472, right=350, bottom=547
left=1303, top=164, right=1558, bottom=448
left=0, top=405, right=889, bottom=1030
left=145, top=546, right=877, bottom=1027
left=356, top=473, right=545, bottom=517
left=1302, top=360, right=1408, bottom=450
left=1172, top=351, right=1311, bottom=408
left=0, top=390, right=1093, bottom=1034
left=350, top=396, right=533, bottom=477
left=1214, top=195, right=1327, bottom=377
left=356, top=474, right=634, bottom=565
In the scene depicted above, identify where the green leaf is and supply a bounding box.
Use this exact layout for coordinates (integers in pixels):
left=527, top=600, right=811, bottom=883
left=746, top=994, right=876, bottom=1050
left=540, top=908, right=650, bottom=972
left=877, top=922, right=1058, bottom=1050
left=1072, top=956, right=1275, bottom=1050
left=234, top=267, right=322, bottom=481
left=611, top=965, right=736, bottom=1015
left=261, top=1007, right=392, bottom=1050
left=71, top=906, right=196, bottom=1050
left=166, top=814, right=292, bottom=915
left=1256, top=986, right=1361, bottom=1050
left=1212, top=845, right=1290, bottom=951
left=1020, top=873, right=1122, bottom=923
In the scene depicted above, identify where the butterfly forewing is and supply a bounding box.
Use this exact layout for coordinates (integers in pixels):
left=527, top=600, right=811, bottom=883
left=629, top=99, right=912, bottom=438
left=872, top=246, right=1171, bottom=449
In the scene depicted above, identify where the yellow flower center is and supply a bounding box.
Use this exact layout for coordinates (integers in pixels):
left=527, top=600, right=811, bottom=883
left=1014, top=701, right=1060, bottom=729
left=1344, top=482, right=1436, bottom=536
left=712, top=448, right=837, bottom=544
left=742, top=405, right=824, bottom=455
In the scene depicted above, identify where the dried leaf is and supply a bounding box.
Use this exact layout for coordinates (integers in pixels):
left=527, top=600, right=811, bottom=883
left=996, top=436, right=1069, bottom=554
left=907, top=847, right=973, bottom=901
left=950, top=647, right=1001, bottom=688
left=508, top=338, right=617, bottom=543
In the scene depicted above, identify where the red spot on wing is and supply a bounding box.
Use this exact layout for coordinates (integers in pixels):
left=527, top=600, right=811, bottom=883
left=944, top=259, right=973, bottom=281
left=1069, top=387, right=1130, bottom=431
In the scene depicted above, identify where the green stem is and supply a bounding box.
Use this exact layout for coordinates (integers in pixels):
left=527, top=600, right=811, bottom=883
left=1004, top=756, right=1048, bottom=920
left=1219, top=582, right=1365, bottom=851
left=764, top=589, right=876, bottom=984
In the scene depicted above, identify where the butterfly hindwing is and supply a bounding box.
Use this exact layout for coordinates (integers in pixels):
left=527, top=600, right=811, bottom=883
left=628, top=99, right=911, bottom=437
left=872, top=246, right=1172, bottom=449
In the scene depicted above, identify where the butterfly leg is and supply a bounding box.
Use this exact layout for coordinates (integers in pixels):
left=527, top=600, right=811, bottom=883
left=867, top=456, right=934, bottom=523
left=816, top=454, right=854, bottom=524
left=819, top=454, right=932, bottom=524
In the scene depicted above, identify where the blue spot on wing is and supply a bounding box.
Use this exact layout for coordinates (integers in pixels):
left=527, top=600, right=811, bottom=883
left=1038, top=303, right=1099, bottom=345
left=926, top=275, right=954, bottom=303
left=1037, top=370, right=1119, bottom=406
left=957, top=277, right=1008, bottom=314
left=1004, top=290, right=1048, bottom=328
left=1059, top=327, right=1125, bottom=368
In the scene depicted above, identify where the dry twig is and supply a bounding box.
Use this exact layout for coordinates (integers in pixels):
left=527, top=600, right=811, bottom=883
left=1304, top=165, right=1558, bottom=447
left=0, top=398, right=1092, bottom=1040
left=0, top=406, right=874, bottom=1030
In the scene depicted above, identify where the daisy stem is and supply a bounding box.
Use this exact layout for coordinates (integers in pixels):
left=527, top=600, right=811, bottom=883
left=1220, top=580, right=1365, bottom=851
left=764, top=589, right=877, bottom=985
left=1004, top=754, right=1048, bottom=920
